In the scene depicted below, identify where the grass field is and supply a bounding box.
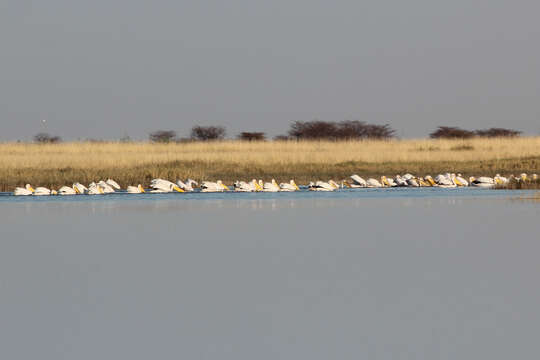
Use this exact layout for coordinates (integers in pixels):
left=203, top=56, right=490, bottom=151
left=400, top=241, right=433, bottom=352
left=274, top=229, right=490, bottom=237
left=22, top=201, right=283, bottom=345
left=1, top=137, right=540, bottom=191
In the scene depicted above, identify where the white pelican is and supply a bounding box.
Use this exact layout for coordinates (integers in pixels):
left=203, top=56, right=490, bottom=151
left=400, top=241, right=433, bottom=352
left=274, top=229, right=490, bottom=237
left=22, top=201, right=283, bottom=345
left=494, top=174, right=508, bottom=185
left=366, top=178, right=382, bottom=188
left=234, top=180, right=256, bottom=192
left=455, top=173, right=469, bottom=186
left=33, top=187, right=55, bottom=196
left=88, top=183, right=105, bottom=194
left=418, top=177, right=431, bottom=187
left=349, top=174, right=367, bottom=188
left=451, top=173, right=467, bottom=187
left=150, top=179, right=183, bottom=193
left=263, top=179, right=280, bottom=192
left=309, top=180, right=339, bottom=191
left=532, top=174, right=538, bottom=181
left=58, top=185, right=79, bottom=195
left=394, top=175, right=408, bottom=187
left=469, top=176, right=494, bottom=188
left=127, top=184, right=145, bottom=193
left=279, top=180, right=299, bottom=191
left=406, top=178, right=419, bottom=187
left=73, top=182, right=88, bottom=194
left=434, top=174, right=456, bottom=188
left=402, top=173, right=414, bottom=181
left=14, top=184, right=34, bottom=196
left=381, top=176, right=396, bottom=187
left=105, top=179, right=121, bottom=190
left=177, top=179, right=198, bottom=192
left=201, top=180, right=229, bottom=192
left=97, top=180, right=115, bottom=193
left=424, top=175, right=437, bottom=187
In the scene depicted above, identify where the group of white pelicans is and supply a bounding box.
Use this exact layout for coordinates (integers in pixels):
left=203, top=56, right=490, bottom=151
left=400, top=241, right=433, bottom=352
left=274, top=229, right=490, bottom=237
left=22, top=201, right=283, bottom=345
left=13, top=173, right=537, bottom=196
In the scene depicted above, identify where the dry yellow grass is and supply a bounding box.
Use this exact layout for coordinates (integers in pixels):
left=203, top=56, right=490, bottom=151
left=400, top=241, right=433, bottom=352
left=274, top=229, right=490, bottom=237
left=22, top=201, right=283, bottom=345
left=1, top=137, right=539, bottom=191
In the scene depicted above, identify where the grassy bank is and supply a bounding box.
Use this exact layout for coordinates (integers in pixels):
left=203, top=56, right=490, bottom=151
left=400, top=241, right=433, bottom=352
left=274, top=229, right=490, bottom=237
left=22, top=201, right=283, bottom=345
left=1, top=138, right=539, bottom=191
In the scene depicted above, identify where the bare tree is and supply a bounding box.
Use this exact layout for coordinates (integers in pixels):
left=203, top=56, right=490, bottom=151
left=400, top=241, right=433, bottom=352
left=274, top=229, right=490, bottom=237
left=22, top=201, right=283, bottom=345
left=191, top=126, right=226, bottom=141
left=149, top=130, right=177, bottom=143
left=34, top=132, right=62, bottom=143
left=238, top=132, right=266, bottom=141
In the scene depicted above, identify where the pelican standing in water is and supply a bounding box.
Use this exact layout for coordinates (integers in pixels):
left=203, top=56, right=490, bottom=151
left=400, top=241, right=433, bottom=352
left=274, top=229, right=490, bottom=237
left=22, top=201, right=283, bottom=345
left=14, top=184, right=34, bottom=196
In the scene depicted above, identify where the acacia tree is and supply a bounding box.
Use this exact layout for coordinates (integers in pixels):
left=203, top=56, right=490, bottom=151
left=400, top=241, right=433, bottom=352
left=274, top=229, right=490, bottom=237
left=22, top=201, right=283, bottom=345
left=287, top=120, right=395, bottom=140
left=430, top=126, right=521, bottom=139
left=191, top=126, right=226, bottom=141
left=475, top=128, right=521, bottom=137
left=429, top=127, right=475, bottom=139
left=238, top=132, right=266, bottom=141
left=149, top=130, right=177, bottom=143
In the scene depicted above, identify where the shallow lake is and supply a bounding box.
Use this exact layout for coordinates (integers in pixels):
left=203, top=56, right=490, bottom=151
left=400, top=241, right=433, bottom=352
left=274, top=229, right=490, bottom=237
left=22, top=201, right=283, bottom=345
left=1, top=188, right=539, bottom=359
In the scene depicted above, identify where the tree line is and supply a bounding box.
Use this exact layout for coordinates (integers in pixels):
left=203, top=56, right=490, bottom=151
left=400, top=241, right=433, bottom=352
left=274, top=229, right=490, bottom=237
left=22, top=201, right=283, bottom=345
left=32, top=122, right=523, bottom=143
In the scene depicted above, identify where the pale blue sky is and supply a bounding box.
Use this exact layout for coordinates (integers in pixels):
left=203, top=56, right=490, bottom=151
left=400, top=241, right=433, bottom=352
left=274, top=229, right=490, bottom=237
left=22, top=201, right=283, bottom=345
left=1, top=0, right=539, bottom=140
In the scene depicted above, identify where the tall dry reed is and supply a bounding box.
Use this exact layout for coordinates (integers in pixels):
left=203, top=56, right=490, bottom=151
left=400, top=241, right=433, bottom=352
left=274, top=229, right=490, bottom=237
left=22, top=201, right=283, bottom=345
left=1, top=137, right=539, bottom=191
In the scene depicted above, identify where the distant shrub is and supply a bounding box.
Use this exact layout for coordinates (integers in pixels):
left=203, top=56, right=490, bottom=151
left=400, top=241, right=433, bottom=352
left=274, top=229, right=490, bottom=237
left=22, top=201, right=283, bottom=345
left=475, top=128, right=521, bottom=138
left=430, top=126, right=522, bottom=139
left=287, top=120, right=395, bottom=140
left=149, top=130, right=177, bottom=143
left=273, top=135, right=292, bottom=141
left=238, top=132, right=266, bottom=141
left=430, top=126, right=475, bottom=139
left=190, top=126, right=226, bottom=141
left=34, top=132, right=62, bottom=143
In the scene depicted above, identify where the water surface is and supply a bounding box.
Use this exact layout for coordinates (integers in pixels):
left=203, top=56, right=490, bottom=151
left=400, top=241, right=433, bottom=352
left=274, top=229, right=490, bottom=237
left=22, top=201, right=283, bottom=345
left=1, top=189, right=539, bottom=359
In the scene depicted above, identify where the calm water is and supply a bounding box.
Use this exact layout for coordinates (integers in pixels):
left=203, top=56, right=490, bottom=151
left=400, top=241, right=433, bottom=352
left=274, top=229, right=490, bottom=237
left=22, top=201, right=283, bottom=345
left=1, top=188, right=539, bottom=359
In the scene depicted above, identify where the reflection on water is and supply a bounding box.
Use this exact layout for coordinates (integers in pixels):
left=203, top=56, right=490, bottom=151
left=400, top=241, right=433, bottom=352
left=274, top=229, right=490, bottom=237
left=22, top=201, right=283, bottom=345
left=1, top=191, right=539, bottom=360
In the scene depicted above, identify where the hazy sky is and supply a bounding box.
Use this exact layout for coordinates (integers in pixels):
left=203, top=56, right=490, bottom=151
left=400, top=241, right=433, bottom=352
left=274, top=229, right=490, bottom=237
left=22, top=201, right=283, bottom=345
left=1, top=0, right=539, bottom=141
